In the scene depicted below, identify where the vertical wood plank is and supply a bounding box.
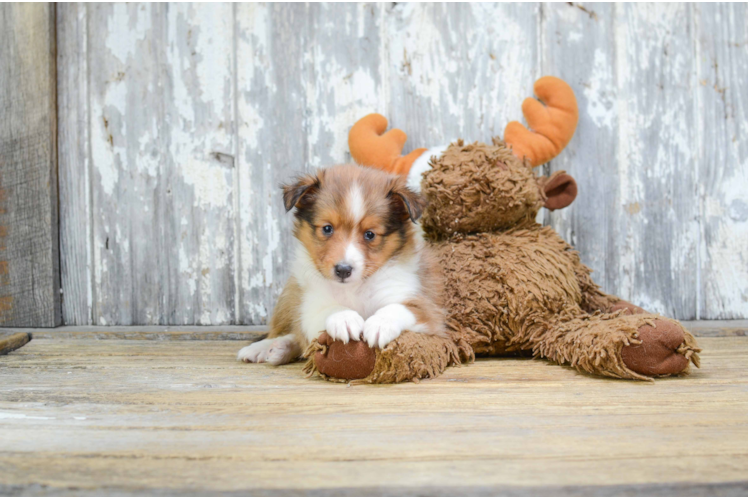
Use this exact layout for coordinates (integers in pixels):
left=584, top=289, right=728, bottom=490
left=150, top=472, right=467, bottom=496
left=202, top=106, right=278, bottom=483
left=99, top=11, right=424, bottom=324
left=611, top=3, right=699, bottom=318
left=87, top=3, right=162, bottom=325
left=541, top=3, right=621, bottom=298
left=236, top=3, right=387, bottom=324
left=162, top=3, right=237, bottom=325
left=236, top=3, right=311, bottom=325
left=58, top=3, right=93, bottom=325
left=84, top=3, right=237, bottom=325
left=696, top=3, right=748, bottom=319
left=386, top=3, right=540, bottom=151
left=0, top=3, right=61, bottom=327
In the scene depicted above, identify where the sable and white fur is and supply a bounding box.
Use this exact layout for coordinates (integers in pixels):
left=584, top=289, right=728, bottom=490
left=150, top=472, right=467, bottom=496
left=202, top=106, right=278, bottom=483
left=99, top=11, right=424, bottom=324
left=238, top=164, right=445, bottom=365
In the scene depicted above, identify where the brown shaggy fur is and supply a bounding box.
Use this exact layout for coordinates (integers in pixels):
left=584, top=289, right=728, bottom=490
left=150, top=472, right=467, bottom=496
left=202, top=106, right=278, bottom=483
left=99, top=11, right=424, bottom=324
left=307, top=140, right=701, bottom=383
left=421, top=139, right=544, bottom=236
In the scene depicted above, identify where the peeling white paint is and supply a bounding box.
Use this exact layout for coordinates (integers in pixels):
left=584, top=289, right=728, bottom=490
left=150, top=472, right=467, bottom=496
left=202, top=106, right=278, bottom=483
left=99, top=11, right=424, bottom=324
left=583, top=49, right=615, bottom=129
left=306, top=56, right=380, bottom=165
left=704, top=164, right=748, bottom=316
left=0, top=413, right=55, bottom=420
left=179, top=158, right=232, bottom=208
left=262, top=204, right=280, bottom=288
left=180, top=245, right=197, bottom=297
left=106, top=4, right=151, bottom=65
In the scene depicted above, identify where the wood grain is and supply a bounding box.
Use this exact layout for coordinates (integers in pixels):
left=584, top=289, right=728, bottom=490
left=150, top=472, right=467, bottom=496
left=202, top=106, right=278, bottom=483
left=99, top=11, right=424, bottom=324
left=546, top=4, right=701, bottom=319
left=541, top=3, right=619, bottom=292
left=55, top=3, right=747, bottom=324
left=386, top=3, right=540, bottom=149
left=77, top=4, right=239, bottom=325
left=0, top=335, right=746, bottom=495
left=57, top=3, right=93, bottom=325
left=0, top=324, right=267, bottom=341
left=695, top=3, right=748, bottom=320
left=614, top=4, right=700, bottom=319
left=0, top=3, right=60, bottom=327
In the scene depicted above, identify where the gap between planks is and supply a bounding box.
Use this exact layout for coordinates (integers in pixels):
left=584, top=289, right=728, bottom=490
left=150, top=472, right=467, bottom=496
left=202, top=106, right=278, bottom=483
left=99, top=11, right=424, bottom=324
left=0, top=320, right=746, bottom=342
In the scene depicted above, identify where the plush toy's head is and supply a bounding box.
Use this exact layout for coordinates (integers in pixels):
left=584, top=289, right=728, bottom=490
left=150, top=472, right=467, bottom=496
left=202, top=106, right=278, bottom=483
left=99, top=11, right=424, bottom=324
left=420, top=139, right=578, bottom=236
left=348, top=76, right=580, bottom=236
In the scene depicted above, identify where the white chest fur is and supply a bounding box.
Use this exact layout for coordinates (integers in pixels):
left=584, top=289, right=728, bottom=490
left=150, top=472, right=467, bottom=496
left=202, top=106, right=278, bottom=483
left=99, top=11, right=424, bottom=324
left=291, top=242, right=423, bottom=341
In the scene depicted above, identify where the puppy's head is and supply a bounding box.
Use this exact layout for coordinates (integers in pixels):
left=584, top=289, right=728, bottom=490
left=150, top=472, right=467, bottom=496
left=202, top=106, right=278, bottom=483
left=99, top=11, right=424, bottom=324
left=283, top=164, right=424, bottom=284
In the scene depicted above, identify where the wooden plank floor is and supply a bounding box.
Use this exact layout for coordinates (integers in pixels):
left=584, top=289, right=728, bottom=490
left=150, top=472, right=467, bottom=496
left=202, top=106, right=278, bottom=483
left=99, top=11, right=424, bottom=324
left=1, top=326, right=747, bottom=495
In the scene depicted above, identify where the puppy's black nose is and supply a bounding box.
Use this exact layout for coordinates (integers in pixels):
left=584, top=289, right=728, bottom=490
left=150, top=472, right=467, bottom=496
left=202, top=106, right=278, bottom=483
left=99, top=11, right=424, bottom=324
left=334, top=264, right=353, bottom=280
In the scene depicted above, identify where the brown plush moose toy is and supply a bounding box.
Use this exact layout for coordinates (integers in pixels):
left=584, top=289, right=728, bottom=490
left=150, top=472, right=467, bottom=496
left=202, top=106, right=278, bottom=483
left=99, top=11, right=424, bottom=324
left=304, top=76, right=701, bottom=383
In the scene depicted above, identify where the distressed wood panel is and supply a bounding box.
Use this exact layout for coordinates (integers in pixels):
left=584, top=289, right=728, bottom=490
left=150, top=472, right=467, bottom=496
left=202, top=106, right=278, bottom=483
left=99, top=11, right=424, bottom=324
left=541, top=3, right=620, bottom=292
left=86, top=3, right=159, bottom=325
left=76, top=3, right=237, bottom=325
left=0, top=3, right=60, bottom=326
left=547, top=3, right=700, bottom=319
left=162, top=3, right=237, bottom=325
left=57, top=3, right=93, bottom=325
left=611, top=4, right=700, bottom=319
left=386, top=3, right=540, bottom=149
left=58, top=3, right=747, bottom=324
left=696, top=3, right=748, bottom=319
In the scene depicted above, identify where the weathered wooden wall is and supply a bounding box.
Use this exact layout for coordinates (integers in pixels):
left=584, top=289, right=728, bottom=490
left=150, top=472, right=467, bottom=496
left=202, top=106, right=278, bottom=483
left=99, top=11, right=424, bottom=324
left=56, top=3, right=748, bottom=325
left=0, top=3, right=60, bottom=327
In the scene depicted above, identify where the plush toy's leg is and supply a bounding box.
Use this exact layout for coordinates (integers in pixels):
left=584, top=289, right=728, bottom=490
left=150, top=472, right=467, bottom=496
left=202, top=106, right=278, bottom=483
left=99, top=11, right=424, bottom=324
left=571, top=260, right=701, bottom=378
left=303, top=331, right=471, bottom=384
left=533, top=312, right=700, bottom=381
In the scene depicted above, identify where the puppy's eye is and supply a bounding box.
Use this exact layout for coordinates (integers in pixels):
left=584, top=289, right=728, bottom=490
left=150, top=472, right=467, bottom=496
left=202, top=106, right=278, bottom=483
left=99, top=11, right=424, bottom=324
left=322, top=225, right=334, bottom=236
left=364, top=231, right=375, bottom=241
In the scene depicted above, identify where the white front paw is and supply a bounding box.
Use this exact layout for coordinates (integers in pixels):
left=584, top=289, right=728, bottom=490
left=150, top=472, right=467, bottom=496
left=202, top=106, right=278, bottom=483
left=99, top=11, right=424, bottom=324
left=363, top=315, right=403, bottom=349
left=325, top=310, right=365, bottom=343
left=237, top=335, right=300, bottom=366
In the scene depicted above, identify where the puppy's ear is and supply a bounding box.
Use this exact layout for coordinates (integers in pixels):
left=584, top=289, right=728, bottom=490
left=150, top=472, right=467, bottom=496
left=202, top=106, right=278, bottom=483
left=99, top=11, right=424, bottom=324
left=282, top=173, right=320, bottom=212
left=388, top=180, right=426, bottom=223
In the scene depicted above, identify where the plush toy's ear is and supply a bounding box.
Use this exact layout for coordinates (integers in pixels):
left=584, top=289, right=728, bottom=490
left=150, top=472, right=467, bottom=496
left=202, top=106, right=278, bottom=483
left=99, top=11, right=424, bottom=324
left=282, top=173, right=320, bottom=212
left=388, top=178, right=426, bottom=222
left=541, top=171, right=577, bottom=210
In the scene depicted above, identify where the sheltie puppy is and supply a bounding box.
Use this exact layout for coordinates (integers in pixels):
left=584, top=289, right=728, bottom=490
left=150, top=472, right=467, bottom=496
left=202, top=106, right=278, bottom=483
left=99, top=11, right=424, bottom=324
left=238, top=164, right=445, bottom=366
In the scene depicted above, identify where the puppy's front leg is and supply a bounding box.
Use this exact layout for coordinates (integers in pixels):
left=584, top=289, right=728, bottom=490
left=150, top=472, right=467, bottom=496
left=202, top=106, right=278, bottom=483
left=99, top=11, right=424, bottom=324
left=363, top=304, right=419, bottom=349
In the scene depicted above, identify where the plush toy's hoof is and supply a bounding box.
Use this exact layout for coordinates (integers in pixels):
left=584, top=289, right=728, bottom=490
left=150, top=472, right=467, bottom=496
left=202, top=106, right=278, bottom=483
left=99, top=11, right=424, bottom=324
left=313, top=332, right=377, bottom=380
left=610, top=300, right=647, bottom=315
left=621, top=319, right=695, bottom=376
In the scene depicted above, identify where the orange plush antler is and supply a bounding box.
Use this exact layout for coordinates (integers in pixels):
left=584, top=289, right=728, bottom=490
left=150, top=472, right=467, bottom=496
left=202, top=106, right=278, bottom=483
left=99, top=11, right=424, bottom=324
left=504, top=76, right=578, bottom=168
left=348, top=114, right=426, bottom=176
